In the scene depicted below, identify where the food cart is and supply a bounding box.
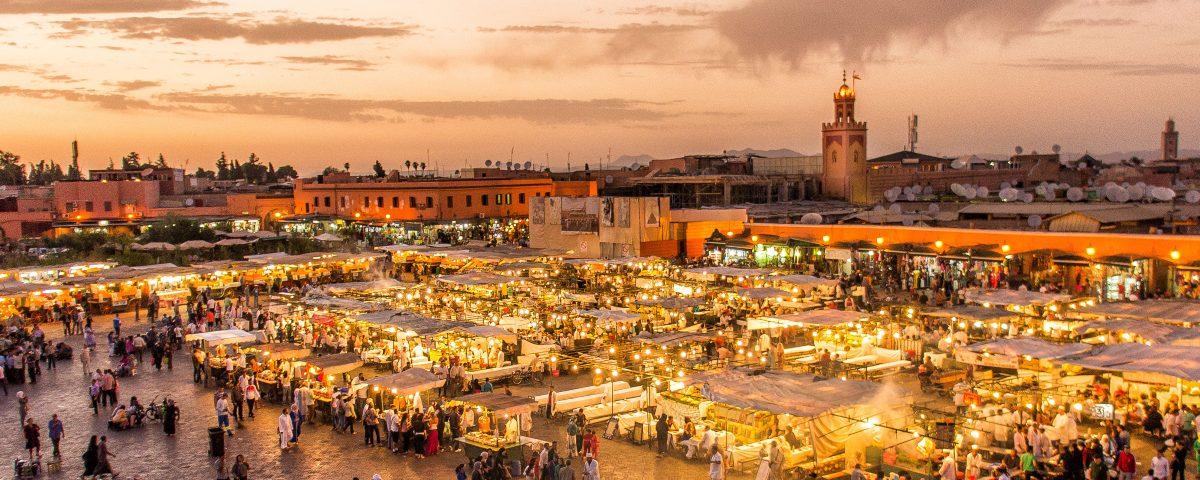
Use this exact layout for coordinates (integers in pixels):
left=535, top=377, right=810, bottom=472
left=454, top=392, right=545, bottom=463
left=365, top=367, right=445, bottom=412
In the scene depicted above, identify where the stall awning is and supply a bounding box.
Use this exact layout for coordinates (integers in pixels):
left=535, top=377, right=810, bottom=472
left=1074, top=300, right=1200, bottom=326
left=734, top=287, right=791, bottom=300
left=771, top=274, right=838, bottom=289
left=456, top=392, right=538, bottom=415
left=746, top=309, right=865, bottom=330
left=1074, top=319, right=1200, bottom=344
left=368, top=368, right=444, bottom=396
left=303, top=352, right=364, bottom=375
left=925, top=305, right=1022, bottom=322
left=686, top=369, right=894, bottom=417
left=578, top=308, right=641, bottom=325
left=184, top=329, right=257, bottom=346
left=0, top=281, right=64, bottom=297
left=251, top=342, right=311, bottom=360
left=633, top=297, right=704, bottom=310
left=352, top=310, right=473, bottom=335
left=682, top=266, right=772, bottom=281
left=435, top=272, right=515, bottom=286
left=962, top=288, right=1072, bottom=307
left=635, top=330, right=717, bottom=347
left=459, top=325, right=518, bottom=343
left=1062, top=343, right=1200, bottom=381
left=963, top=337, right=1091, bottom=360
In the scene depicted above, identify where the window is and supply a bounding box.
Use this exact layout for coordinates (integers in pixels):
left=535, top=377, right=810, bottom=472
left=505, top=193, right=512, bottom=205
left=466, top=195, right=472, bottom=207
left=313, top=196, right=319, bottom=207
left=519, top=193, right=526, bottom=204
left=495, top=194, right=502, bottom=205
left=425, top=196, right=433, bottom=207
left=84, top=201, right=94, bottom=212
left=409, top=197, right=416, bottom=208
left=363, top=196, right=369, bottom=207
left=481, top=195, right=489, bottom=206
left=65, top=202, right=76, bottom=212
left=340, top=196, right=347, bottom=208
left=376, top=197, right=383, bottom=208
left=323, top=196, right=331, bottom=208
left=392, top=197, right=399, bottom=208
left=104, top=201, right=113, bottom=212
left=447, top=196, right=454, bottom=208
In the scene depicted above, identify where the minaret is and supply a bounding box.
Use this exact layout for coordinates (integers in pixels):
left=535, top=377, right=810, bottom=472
left=821, top=71, right=869, bottom=204
left=1163, top=118, right=1179, bottom=161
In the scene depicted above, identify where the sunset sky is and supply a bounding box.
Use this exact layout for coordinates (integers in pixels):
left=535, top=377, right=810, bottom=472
left=0, top=0, right=1196, bottom=174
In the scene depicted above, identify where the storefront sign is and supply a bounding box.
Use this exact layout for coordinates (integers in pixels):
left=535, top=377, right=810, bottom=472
left=825, top=248, right=852, bottom=261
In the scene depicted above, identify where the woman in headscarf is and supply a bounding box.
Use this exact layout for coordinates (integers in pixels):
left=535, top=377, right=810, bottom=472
left=81, top=435, right=99, bottom=477
left=163, top=398, right=180, bottom=436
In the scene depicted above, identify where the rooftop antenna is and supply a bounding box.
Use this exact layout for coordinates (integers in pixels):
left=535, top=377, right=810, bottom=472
left=907, top=114, right=919, bottom=152
left=567, top=152, right=572, bottom=173
left=606, top=147, right=611, bottom=171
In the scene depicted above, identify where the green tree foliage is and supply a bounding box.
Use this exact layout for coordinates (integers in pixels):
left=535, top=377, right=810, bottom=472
left=322, top=166, right=341, bottom=175
left=215, top=152, right=230, bottom=180
left=372, top=160, right=386, bottom=178
left=241, top=153, right=268, bottom=184
left=155, top=153, right=169, bottom=168
left=195, top=167, right=216, bottom=179
left=27, top=159, right=65, bottom=185
left=275, top=165, right=298, bottom=179
left=0, top=150, right=26, bottom=185
left=140, top=217, right=218, bottom=244
left=120, top=151, right=143, bottom=170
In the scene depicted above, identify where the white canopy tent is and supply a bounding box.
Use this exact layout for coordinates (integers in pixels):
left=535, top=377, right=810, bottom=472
left=435, top=272, right=516, bottom=286
left=1073, top=300, right=1200, bottom=326
left=957, top=337, right=1091, bottom=368
left=1062, top=343, right=1200, bottom=381
left=367, top=368, right=445, bottom=396
left=772, top=274, right=838, bottom=289
left=184, top=329, right=257, bottom=346
left=746, top=309, right=865, bottom=331
left=962, top=288, right=1072, bottom=307
left=682, top=266, right=772, bottom=282
left=685, top=369, right=892, bottom=417
left=734, top=287, right=791, bottom=300
left=578, top=308, right=641, bottom=326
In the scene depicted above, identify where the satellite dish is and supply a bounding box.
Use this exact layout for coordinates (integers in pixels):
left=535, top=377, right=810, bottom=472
left=605, top=175, right=614, bottom=184
left=927, top=203, right=940, bottom=213
left=889, top=204, right=902, bottom=214
left=902, top=218, right=914, bottom=226
left=1129, top=185, right=1146, bottom=201
left=1052, top=144, right=1062, bottom=154
left=884, top=189, right=900, bottom=202
left=873, top=205, right=886, bottom=212
left=922, top=185, right=933, bottom=195
left=950, top=158, right=968, bottom=169
left=1187, top=190, right=1200, bottom=204
left=1015, top=146, right=1024, bottom=155
left=1028, top=215, right=1043, bottom=228
left=1067, top=187, right=1085, bottom=202
left=976, top=186, right=989, bottom=198
left=800, top=213, right=823, bottom=224
left=1022, top=193, right=1034, bottom=203
left=184, top=198, right=194, bottom=206
left=1151, top=187, right=1177, bottom=202
left=999, top=188, right=1020, bottom=201
left=965, top=189, right=978, bottom=200
left=1041, top=188, right=1056, bottom=201
left=524, top=161, right=533, bottom=170
left=905, top=192, right=916, bottom=201
left=1000, top=182, right=1011, bottom=190
left=950, top=183, right=963, bottom=196
left=1104, top=185, right=1126, bottom=202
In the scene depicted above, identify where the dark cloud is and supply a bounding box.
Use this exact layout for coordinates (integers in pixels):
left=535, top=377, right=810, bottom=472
left=280, top=55, right=374, bottom=71
left=712, top=0, right=1071, bottom=65
left=478, top=23, right=715, bottom=71
left=57, top=16, right=415, bottom=44
left=0, top=85, right=155, bottom=110
left=40, top=73, right=78, bottom=82
left=109, top=80, right=161, bottom=91
left=0, top=0, right=214, bottom=14
left=1010, top=59, right=1200, bottom=76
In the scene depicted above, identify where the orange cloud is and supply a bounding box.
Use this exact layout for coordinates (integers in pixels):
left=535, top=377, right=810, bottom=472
left=0, top=0, right=214, bottom=14
left=280, top=55, right=374, bottom=71
left=0, top=85, right=156, bottom=110
left=57, top=15, right=414, bottom=44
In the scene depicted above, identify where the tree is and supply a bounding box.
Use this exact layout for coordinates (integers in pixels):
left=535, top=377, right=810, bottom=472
left=343, top=162, right=350, bottom=173
left=322, top=166, right=342, bottom=175
left=195, top=167, right=216, bottom=179
left=66, top=140, right=82, bottom=181
left=420, top=162, right=427, bottom=172
left=0, top=151, right=26, bottom=185
left=154, top=153, right=168, bottom=168
left=140, top=216, right=217, bottom=244
left=275, top=165, right=298, bottom=179
left=230, top=159, right=243, bottom=180
left=120, top=152, right=142, bottom=170
left=266, top=162, right=277, bottom=183
left=215, top=152, right=230, bottom=180
left=242, top=153, right=267, bottom=184
left=404, top=160, right=412, bottom=172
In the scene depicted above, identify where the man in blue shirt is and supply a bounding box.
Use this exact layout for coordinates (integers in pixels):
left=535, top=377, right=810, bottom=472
left=481, top=378, right=494, bottom=393
left=112, top=315, right=121, bottom=338
left=47, top=414, right=64, bottom=457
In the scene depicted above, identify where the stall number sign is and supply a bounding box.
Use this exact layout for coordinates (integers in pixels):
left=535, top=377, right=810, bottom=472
left=1089, top=403, right=1114, bottom=421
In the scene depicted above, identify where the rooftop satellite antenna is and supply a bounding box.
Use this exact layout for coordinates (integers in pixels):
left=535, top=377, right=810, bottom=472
left=1015, top=146, right=1024, bottom=155
left=1052, top=144, right=1062, bottom=154
left=907, top=114, right=919, bottom=152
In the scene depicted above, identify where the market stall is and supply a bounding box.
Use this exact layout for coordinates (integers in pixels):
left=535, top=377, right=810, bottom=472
left=453, top=392, right=545, bottom=462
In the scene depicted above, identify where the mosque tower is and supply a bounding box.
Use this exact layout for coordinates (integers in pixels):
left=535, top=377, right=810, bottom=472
left=821, top=71, right=869, bottom=204
left=1163, top=118, right=1179, bottom=161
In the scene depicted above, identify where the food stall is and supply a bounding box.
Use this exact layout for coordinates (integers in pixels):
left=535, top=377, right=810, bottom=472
left=454, top=392, right=545, bottom=461
left=366, top=367, right=445, bottom=411
left=185, top=329, right=258, bottom=385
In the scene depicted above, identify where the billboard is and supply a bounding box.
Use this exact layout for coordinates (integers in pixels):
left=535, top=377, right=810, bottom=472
left=560, top=197, right=599, bottom=233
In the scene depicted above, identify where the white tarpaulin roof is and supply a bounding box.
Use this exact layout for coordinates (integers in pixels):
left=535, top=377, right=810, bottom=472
left=772, top=274, right=838, bottom=288
left=1062, top=343, right=1200, bottom=381
left=367, top=368, right=444, bottom=396
left=1074, top=319, right=1200, bottom=344
left=686, top=369, right=890, bottom=417
left=302, top=352, right=363, bottom=375
left=734, top=287, right=791, bottom=300
left=963, top=337, right=1091, bottom=360
left=747, top=309, right=865, bottom=330
left=633, top=297, right=705, bottom=309
left=184, top=329, right=257, bottom=346
left=925, top=305, right=1022, bottom=322
left=963, top=288, right=1072, bottom=306
left=683, top=266, right=772, bottom=280
left=435, top=272, right=515, bottom=286
left=351, top=309, right=471, bottom=335
left=578, top=308, right=641, bottom=325
left=459, top=325, right=518, bottom=343
left=1074, top=300, right=1200, bottom=325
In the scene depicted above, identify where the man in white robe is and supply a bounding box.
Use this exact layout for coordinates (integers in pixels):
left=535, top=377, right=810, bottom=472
left=278, top=407, right=294, bottom=450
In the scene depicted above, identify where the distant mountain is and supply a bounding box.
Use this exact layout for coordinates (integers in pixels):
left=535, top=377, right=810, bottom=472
left=612, top=154, right=653, bottom=167
left=724, top=148, right=806, bottom=158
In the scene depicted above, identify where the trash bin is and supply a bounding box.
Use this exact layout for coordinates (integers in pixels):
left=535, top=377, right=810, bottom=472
left=208, top=427, right=225, bottom=457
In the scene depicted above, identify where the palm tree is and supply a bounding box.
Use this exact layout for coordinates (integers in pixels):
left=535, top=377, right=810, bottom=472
left=343, top=162, right=350, bottom=172
left=485, top=159, right=493, bottom=167
left=420, top=162, right=426, bottom=172
left=405, top=160, right=412, bottom=172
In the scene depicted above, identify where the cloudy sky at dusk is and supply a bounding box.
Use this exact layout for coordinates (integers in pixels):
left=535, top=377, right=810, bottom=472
left=0, top=0, right=1196, bottom=174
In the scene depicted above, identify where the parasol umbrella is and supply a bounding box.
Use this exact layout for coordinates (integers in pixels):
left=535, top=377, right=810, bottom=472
left=178, top=240, right=215, bottom=250
left=314, top=233, right=342, bottom=242
left=135, top=241, right=177, bottom=251
left=215, top=238, right=249, bottom=247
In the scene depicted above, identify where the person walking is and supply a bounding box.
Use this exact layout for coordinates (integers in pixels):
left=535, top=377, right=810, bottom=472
left=47, top=414, right=63, bottom=458
left=82, top=436, right=99, bottom=477
left=95, top=435, right=115, bottom=477
left=17, top=390, right=29, bottom=426
left=655, top=414, right=670, bottom=457
left=583, top=453, right=600, bottom=480
left=245, top=382, right=259, bottom=419
left=278, top=407, right=294, bottom=450
left=23, top=417, right=41, bottom=460
left=363, top=401, right=380, bottom=447
left=163, top=398, right=179, bottom=436
left=216, top=391, right=232, bottom=436
left=231, top=454, right=250, bottom=480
